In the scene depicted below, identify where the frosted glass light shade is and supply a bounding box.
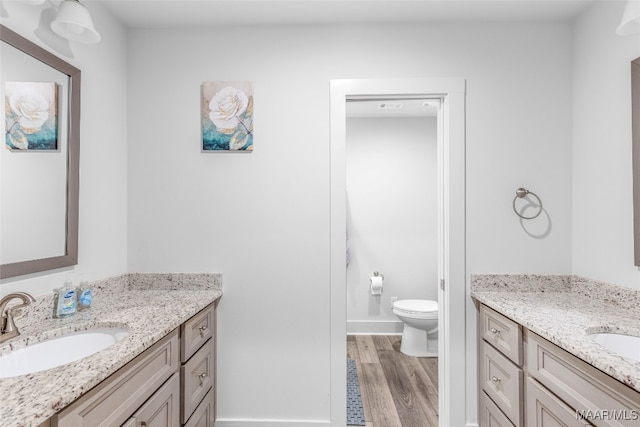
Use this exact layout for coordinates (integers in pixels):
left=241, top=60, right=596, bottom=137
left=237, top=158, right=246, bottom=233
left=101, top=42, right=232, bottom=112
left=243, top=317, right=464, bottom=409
left=617, top=0, right=640, bottom=36
left=50, top=0, right=101, bottom=44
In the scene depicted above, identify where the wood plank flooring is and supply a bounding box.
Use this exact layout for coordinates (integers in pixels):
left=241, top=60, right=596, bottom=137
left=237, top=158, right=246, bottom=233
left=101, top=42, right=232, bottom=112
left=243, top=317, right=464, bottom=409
left=347, top=335, right=438, bottom=427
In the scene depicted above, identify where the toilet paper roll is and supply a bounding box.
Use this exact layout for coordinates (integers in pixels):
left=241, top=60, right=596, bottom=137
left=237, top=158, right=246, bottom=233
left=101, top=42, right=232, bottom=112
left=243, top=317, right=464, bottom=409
left=370, top=276, right=383, bottom=295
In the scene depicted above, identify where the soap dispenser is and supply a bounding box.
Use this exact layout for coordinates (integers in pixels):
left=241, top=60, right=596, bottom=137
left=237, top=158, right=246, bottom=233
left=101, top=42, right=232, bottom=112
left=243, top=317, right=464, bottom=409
left=76, top=279, right=93, bottom=311
left=53, top=279, right=77, bottom=318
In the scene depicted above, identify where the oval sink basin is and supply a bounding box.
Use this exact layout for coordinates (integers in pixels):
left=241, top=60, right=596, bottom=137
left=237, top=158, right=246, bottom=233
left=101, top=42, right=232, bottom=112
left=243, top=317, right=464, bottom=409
left=589, top=333, right=640, bottom=363
left=0, top=327, right=128, bottom=378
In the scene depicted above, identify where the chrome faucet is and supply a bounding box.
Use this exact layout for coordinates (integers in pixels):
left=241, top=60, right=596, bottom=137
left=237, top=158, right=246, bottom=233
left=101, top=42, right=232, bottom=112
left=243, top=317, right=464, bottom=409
left=0, top=292, right=36, bottom=344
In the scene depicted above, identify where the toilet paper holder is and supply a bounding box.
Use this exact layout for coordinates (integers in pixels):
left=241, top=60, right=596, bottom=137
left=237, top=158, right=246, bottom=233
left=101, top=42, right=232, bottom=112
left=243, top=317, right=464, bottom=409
left=370, top=271, right=384, bottom=296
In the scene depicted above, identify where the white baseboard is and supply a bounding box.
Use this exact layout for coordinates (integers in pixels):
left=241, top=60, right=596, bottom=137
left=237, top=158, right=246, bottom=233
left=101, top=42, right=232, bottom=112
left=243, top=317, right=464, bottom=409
left=347, top=320, right=403, bottom=334
left=465, top=422, right=479, bottom=427
left=214, top=419, right=330, bottom=427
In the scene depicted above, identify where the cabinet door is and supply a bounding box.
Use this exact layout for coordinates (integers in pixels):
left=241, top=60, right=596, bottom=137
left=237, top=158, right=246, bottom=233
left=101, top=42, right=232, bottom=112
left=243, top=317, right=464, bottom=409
left=181, top=338, right=214, bottom=423
left=526, top=377, right=592, bottom=427
left=480, top=341, right=523, bottom=426
left=181, top=304, right=214, bottom=361
left=479, top=391, right=515, bottom=427
left=481, top=305, right=523, bottom=366
left=184, top=387, right=215, bottom=427
left=130, top=373, right=180, bottom=427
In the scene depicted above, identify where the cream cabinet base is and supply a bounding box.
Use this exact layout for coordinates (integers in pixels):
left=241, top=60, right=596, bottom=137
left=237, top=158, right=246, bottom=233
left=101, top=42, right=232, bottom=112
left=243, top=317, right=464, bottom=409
left=51, top=301, right=218, bottom=427
left=476, top=303, right=640, bottom=427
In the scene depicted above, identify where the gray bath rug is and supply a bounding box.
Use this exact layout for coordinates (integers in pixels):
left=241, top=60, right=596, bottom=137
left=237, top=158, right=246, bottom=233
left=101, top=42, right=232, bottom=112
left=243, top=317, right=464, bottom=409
left=347, top=359, right=366, bottom=426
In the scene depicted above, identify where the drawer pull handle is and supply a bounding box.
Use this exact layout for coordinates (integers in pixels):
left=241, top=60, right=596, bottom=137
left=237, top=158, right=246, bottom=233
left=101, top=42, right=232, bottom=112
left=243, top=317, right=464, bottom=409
left=199, top=325, right=208, bottom=336
left=490, top=327, right=500, bottom=334
left=491, top=376, right=501, bottom=383
left=199, top=372, right=207, bottom=385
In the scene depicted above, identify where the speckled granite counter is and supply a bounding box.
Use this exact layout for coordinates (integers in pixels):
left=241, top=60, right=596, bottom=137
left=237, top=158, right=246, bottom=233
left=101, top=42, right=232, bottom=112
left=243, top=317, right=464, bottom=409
left=0, top=273, right=222, bottom=427
left=471, top=274, right=640, bottom=393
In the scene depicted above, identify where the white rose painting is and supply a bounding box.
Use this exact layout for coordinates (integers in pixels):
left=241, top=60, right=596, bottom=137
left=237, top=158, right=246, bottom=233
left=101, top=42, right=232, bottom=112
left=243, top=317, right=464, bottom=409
left=202, top=81, right=253, bottom=151
left=5, top=82, right=58, bottom=150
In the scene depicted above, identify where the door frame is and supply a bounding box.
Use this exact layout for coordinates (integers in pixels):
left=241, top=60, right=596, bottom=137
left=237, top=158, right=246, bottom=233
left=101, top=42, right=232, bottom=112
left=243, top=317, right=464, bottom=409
left=329, top=77, right=467, bottom=426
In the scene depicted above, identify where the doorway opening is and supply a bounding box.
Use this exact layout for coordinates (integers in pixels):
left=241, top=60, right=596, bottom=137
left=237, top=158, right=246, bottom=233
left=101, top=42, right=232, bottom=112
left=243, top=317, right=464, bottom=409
left=330, top=78, right=467, bottom=426
left=345, top=96, right=440, bottom=426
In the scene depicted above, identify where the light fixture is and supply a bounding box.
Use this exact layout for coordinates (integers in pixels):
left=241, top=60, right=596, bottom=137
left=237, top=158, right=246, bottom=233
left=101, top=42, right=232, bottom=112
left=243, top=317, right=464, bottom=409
left=50, top=0, right=101, bottom=44
left=617, top=0, right=640, bottom=36
left=378, top=103, right=403, bottom=110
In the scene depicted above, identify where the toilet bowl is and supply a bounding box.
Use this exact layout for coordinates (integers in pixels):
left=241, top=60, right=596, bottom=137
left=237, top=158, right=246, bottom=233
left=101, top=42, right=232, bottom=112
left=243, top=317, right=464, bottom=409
left=392, top=299, right=438, bottom=357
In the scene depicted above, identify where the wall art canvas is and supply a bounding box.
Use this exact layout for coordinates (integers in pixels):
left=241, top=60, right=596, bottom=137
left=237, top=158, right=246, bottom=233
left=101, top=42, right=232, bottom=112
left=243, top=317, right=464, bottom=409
left=5, top=82, right=58, bottom=150
left=202, top=81, right=253, bottom=152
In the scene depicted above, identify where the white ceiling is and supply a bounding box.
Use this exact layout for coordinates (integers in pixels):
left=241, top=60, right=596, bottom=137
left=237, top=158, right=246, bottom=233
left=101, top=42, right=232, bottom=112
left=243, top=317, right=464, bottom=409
left=97, top=0, right=597, bottom=29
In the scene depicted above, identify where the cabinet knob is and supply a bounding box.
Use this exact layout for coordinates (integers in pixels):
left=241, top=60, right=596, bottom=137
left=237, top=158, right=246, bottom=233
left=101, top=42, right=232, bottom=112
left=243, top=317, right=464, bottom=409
left=199, top=372, right=207, bottom=385
left=199, top=325, right=208, bottom=337
left=490, top=327, right=500, bottom=334
left=491, top=376, right=501, bottom=383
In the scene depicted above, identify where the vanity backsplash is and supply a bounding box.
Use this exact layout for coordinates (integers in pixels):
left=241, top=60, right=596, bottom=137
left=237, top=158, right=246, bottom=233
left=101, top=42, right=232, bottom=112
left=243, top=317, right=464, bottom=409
left=471, top=274, right=640, bottom=314
left=9, top=273, right=222, bottom=330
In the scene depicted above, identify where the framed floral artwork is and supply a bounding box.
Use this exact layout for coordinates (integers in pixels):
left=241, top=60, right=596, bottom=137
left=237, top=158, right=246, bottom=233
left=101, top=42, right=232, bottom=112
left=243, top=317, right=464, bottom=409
left=202, top=81, right=253, bottom=152
left=5, top=82, right=58, bottom=150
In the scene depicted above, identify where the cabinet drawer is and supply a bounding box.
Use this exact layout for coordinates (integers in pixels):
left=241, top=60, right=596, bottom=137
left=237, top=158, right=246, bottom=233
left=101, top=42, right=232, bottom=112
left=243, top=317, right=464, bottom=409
left=181, top=304, right=214, bottom=361
left=54, top=330, right=179, bottom=427
left=480, top=341, right=523, bottom=426
left=481, top=305, right=522, bottom=365
left=129, top=373, right=180, bottom=427
left=184, top=387, right=215, bottom=427
left=526, top=331, right=640, bottom=427
left=526, top=377, right=593, bottom=427
left=181, top=338, right=214, bottom=423
left=479, top=391, right=515, bottom=427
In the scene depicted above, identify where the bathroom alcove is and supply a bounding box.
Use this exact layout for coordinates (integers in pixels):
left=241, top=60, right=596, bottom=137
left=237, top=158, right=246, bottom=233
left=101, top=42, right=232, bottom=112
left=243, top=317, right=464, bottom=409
left=330, top=77, right=466, bottom=426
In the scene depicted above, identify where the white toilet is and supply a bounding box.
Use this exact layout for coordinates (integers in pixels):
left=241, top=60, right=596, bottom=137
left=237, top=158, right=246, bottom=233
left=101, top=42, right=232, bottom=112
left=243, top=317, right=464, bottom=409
left=392, top=299, right=438, bottom=357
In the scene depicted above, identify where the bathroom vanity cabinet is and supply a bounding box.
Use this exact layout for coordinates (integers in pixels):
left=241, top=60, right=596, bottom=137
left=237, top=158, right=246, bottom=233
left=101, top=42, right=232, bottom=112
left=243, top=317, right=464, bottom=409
left=478, top=304, right=640, bottom=427
left=49, top=302, right=217, bottom=427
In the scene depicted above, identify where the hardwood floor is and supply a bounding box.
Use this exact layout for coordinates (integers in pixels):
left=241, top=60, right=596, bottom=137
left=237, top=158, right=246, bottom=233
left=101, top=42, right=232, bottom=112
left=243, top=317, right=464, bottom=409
left=347, top=335, right=438, bottom=427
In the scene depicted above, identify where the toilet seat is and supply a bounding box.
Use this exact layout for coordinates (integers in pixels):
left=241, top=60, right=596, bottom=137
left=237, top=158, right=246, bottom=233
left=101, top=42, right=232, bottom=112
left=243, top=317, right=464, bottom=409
left=393, top=299, right=438, bottom=319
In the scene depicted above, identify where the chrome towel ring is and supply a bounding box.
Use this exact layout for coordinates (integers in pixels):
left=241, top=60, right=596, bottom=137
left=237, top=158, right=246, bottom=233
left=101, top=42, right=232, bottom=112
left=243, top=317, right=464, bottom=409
left=513, top=187, right=543, bottom=220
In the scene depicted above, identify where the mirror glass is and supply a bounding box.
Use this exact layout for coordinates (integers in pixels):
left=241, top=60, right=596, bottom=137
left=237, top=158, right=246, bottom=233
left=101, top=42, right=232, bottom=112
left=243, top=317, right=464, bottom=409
left=0, top=25, right=80, bottom=279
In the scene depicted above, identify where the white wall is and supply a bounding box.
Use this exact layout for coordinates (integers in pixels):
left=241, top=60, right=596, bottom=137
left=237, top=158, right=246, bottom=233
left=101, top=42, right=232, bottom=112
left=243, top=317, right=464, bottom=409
left=346, top=116, right=438, bottom=334
left=572, top=0, right=640, bottom=290
left=127, top=22, right=573, bottom=425
left=0, top=1, right=129, bottom=296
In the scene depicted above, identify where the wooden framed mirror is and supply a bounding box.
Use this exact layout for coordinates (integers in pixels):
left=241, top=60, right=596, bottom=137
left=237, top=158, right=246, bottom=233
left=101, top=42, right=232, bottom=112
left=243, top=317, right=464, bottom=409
left=0, top=25, right=80, bottom=279
left=633, top=56, right=640, bottom=266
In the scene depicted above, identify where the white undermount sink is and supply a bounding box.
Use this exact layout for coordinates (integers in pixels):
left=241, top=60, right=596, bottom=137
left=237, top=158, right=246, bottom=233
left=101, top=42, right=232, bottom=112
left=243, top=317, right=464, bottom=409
left=0, top=327, right=128, bottom=379
left=588, top=332, right=640, bottom=363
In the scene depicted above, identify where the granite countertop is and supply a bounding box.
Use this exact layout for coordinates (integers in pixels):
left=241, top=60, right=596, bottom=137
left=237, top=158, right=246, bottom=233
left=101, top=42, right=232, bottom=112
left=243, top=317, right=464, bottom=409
left=471, top=274, right=640, bottom=394
left=0, top=273, right=222, bottom=427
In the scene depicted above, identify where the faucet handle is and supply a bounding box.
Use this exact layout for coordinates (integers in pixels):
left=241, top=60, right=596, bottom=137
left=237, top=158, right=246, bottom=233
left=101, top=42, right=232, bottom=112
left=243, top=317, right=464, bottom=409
left=0, top=292, right=35, bottom=341
left=1, top=307, right=20, bottom=335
